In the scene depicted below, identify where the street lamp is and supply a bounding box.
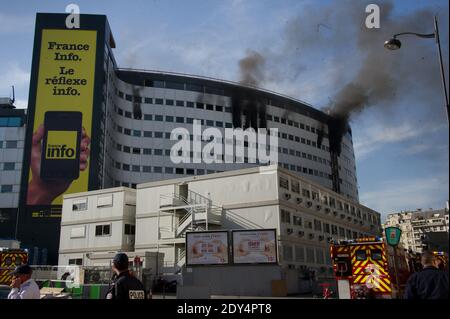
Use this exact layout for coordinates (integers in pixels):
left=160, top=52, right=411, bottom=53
left=384, top=16, right=449, bottom=124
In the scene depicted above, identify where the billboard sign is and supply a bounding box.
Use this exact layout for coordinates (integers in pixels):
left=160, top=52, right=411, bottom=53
left=231, top=229, right=278, bottom=264
left=25, top=29, right=97, bottom=206
left=185, top=231, right=229, bottom=266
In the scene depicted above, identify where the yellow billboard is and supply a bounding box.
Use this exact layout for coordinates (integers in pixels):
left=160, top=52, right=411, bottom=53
left=26, top=29, right=97, bottom=205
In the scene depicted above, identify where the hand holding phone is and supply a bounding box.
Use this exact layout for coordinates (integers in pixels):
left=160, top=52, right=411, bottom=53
left=26, top=111, right=91, bottom=205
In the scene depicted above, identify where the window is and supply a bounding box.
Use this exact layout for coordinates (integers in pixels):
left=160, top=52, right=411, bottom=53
left=132, top=148, right=140, bottom=155
left=70, top=226, right=86, bottom=238
left=155, top=115, right=163, bottom=121
left=95, top=224, right=111, bottom=236
left=72, top=199, right=87, bottom=211
left=176, top=168, right=184, bottom=175
left=324, top=223, right=330, bottom=233
left=122, top=164, right=130, bottom=171
left=144, top=131, right=152, bottom=138
left=165, top=99, right=174, bottom=106
left=283, top=246, right=293, bottom=261
left=291, top=180, right=300, bottom=194
left=68, top=258, right=83, bottom=266
left=132, top=165, right=140, bottom=172
left=295, top=246, right=304, bottom=262
left=154, top=149, right=163, bottom=156
left=186, top=101, right=194, bottom=108
left=155, top=98, right=164, bottom=105
left=165, top=167, right=173, bottom=174
left=316, top=248, right=324, bottom=264
left=155, top=132, right=163, bottom=138
left=133, top=130, right=141, bottom=137
left=196, top=102, right=204, bottom=109
left=176, top=117, right=184, bottom=123
left=302, top=189, right=310, bottom=198
left=355, top=250, right=367, bottom=261
left=97, top=195, right=112, bottom=207
left=279, top=177, right=289, bottom=190
left=281, top=210, right=291, bottom=223
left=144, top=97, right=153, bottom=104
left=124, top=128, right=131, bottom=135
left=5, top=141, right=17, bottom=148
left=314, top=219, right=322, bottom=231
left=176, top=100, right=184, bottom=107
left=143, top=166, right=152, bottom=173
left=143, top=148, right=152, bottom=155
left=206, top=104, right=214, bottom=110
left=166, top=116, right=174, bottom=122
left=124, top=224, right=136, bottom=235
left=293, top=215, right=302, bottom=226
left=3, top=162, right=15, bottom=170
left=0, top=185, right=13, bottom=193
left=306, top=248, right=315, bottom=263
left=215, top=105, right=223, bottom=112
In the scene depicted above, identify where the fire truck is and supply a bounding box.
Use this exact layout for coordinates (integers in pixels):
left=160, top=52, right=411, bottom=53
left=330, top=237, right=408, bottom=299
left=0, top=248, right=28, bottom=285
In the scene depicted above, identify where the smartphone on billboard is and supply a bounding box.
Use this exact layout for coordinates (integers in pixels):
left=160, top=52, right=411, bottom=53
left=40, top=111, right=82, bottom=180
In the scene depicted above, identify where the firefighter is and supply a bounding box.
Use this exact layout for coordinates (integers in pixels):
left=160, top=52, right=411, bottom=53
left=106, top=253, right=146, bottom=300
left=7, top=265, right=40, bottom=299
left=404, top=251, right=449, bottom=299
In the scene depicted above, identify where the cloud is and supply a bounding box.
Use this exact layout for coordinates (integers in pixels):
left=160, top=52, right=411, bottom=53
left=0, top=12, right=34, bottom=35
left=0, top=63, right=30, bottom=91
left=360, top=175, right=448, bottom=221
left=353, top=122, right=445, bottom=159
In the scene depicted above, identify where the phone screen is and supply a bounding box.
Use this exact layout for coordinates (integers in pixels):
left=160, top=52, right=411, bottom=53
left=40, top=111, right=82, bottom=180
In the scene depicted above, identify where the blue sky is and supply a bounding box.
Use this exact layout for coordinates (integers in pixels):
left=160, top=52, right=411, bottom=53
left=0, top=0, right=448, bottom=220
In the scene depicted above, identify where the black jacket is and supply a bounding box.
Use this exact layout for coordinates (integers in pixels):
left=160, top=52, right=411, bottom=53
left=106, top=271, right=146, bottom=300
left=404, top=266, right=449, bottom=299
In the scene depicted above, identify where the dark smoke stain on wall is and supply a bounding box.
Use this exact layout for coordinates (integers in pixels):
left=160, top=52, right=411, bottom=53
left=232, top=50, right=267, bottom=129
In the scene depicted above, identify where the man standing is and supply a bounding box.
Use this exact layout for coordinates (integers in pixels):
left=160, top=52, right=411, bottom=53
left=404, top=251, right=449, bottom=299
left=7, top=265, right=40, bottom=299
left=106, top=253, right=146, bottom=300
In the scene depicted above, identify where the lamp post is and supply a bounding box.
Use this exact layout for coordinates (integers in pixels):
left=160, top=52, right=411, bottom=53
left=384, top=16, right=449, bottom=124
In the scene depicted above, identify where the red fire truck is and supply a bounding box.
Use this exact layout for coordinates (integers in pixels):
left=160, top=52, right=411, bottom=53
left=0, top=248, right=28, bottom=285
left=330, top=237, right=409, bottom=299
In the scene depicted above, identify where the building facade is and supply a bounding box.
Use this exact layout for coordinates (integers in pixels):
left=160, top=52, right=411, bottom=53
left=58, top=187, right=136, bottom=266
left=384, top=207, right=449, bottom=253
left=0, top=101, right=26, bottom=237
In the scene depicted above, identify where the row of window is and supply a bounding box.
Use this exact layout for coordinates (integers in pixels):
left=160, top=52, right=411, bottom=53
left=115, top=99, right=232, bottom=116
left=93, top=224, right=135, bottom=236
left=0, top=141, right=18, bottom=149
left=114, top=89, right=331, bottom=144
left=275, top=131, right=330, bottom=152
left=279, top=176, right=367, bottom=221
left=281, top=209, right=369, bottom=237
left=0, top=117, right=23, bottom=127
left=0, top=185, right=13, bottom=193
left=1, top=162, right=18, bottom=171
left=282, top=245, right=330, bottom=264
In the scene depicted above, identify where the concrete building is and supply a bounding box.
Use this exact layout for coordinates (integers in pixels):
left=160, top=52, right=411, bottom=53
left=0, top=98, right=26, bottom=238
left=59, top=165, right=381, bottom=280
left=384, top=207, right=449, bottom=253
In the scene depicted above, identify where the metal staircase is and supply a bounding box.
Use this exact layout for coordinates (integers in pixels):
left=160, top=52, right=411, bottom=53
left=157, top=190, right=223, bottom=272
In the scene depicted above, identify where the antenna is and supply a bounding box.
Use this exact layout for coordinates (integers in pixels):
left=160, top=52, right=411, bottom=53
left=11, top=85, right=15, bottom=104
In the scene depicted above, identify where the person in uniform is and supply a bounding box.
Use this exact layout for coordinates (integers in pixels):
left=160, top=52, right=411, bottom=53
left=404, top=251, right=449, bottom=299
left=106, top=253, right=146, bottom=300
left=7, top=264, right=41, bottom=299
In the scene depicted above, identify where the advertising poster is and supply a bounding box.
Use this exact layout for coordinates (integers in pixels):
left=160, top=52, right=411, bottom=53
left=25, top=29, right=97, bottom=206
left=232, top=229, right=278, bottom=264
left=186, top=231, right=229, bottom=265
